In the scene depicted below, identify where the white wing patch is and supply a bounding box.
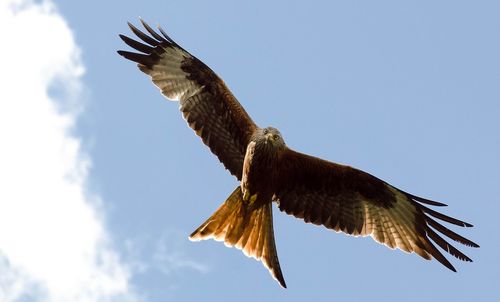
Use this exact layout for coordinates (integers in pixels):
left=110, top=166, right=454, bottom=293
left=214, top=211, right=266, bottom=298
left=143, top=46, right=201, bottom=102
left=359, top=186, right=432, bottom=259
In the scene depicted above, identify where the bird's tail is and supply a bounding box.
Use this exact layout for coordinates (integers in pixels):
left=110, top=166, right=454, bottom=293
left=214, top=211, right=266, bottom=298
left=189, top=186, right=286, bottom=288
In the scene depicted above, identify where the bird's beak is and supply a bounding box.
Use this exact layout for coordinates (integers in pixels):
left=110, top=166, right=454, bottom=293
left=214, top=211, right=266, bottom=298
left=265, top=133, right=273, bottom=142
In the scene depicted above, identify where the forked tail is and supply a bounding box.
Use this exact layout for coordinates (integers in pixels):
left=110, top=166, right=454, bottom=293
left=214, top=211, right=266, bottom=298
left=189, top=186, right=286, bottom=288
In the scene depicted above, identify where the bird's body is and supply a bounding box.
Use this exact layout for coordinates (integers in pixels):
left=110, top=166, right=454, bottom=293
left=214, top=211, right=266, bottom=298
left=118, top=20, right=478, bottom=288
left=241, top=128, right=285, bottom=206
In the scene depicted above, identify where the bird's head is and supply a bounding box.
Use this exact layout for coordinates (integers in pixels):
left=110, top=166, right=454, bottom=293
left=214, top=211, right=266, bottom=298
left=255, top=127, right=286, bottom=151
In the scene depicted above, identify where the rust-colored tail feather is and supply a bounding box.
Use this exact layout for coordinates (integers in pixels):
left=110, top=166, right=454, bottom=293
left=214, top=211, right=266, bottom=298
left=189, top=187, right=286, bottom=288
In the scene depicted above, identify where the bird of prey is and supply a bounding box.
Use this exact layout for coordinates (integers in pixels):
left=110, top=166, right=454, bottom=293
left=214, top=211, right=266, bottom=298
left=118, top=19, right=478, bottom=288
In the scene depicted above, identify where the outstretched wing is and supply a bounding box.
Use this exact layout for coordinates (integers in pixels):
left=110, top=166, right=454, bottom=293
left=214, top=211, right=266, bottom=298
left=118, top=20, right=257, bottom=179
left=274, top=148, right=479, bottom=271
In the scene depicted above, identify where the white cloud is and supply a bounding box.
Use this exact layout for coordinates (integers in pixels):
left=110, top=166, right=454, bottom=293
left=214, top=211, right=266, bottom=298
left=0, top=1, right=136, bottom=301
left=124, top=231, right=210, bottom=278
left=152, top=231, right=210, bottom=276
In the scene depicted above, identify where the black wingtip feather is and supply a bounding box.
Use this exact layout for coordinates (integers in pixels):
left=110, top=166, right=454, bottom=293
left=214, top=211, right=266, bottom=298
left=139, top=19, right=166, bottom=42
left=119, top=34, right=154, bottom=54
left=127, top=21, right=159, bottom=46
left=426, top=216, right=480, bottom=248
left=425, top=239, right=457, bottom=272
left=392, top=187, right=448, bottom=207
left=417, top=203, right=472, bottom=227
left=405, top=192, right=448, bottom=207
left=412, top=195, right=448, bottom=207
left=397, top=186, right=477, bottom=269
left=426, top=227, right=473, bottom=262
left=117, top=50, right=155, bottom=67
left=158, top=25, right=176, bottom=44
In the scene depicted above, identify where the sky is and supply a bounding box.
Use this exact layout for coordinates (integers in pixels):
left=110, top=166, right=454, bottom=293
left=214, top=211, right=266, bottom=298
left=0, top=0, right=498, bottom=301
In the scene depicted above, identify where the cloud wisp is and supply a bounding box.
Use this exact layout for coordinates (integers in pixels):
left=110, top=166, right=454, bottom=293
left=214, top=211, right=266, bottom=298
left=0, top=1, right=135, bottom=301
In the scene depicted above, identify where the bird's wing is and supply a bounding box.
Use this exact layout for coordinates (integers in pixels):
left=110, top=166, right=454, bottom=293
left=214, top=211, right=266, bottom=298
left=274, top=148, right=479, bottom=271
left=118, top=20, right=257, bottom=179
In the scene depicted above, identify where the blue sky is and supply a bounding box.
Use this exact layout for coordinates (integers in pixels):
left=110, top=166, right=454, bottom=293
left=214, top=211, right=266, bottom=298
left=1, top=0, right=499, bottom=301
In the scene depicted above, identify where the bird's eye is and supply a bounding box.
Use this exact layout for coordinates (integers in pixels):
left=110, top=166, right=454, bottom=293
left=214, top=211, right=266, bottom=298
left=274, top=134, right=279, bottom=140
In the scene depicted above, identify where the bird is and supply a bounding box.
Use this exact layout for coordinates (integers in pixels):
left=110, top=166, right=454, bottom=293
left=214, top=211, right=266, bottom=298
left=118, top=19, right=479, bottom=288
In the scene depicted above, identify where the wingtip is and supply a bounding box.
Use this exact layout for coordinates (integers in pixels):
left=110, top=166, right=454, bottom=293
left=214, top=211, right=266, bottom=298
left=440, top=256, right=457, bottom=272
left=467, top=240, right=480, bottom=248
left=157, top=24, right=173, bottom=42
left=127, top=21, right=142, bottom=34
left=445, top=258, right=457, bottom=272
left=139, top=17, right=148, bottom=27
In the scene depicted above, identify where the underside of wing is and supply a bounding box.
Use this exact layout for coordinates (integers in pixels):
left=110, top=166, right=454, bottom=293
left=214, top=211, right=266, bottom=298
left=118, top=19, right=257, bottom=179
left=275, top=148, right=479, bottom=271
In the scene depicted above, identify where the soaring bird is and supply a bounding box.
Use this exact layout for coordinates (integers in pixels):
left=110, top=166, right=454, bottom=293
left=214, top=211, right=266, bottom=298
left=118, top=20, right=478, bottom=288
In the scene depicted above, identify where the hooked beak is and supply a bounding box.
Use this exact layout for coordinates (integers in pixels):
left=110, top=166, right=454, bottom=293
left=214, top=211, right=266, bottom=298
left=265, top=133, right=273, bottom=143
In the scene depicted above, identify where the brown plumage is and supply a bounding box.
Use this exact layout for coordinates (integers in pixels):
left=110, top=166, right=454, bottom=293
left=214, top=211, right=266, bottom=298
left=118, top=19, right=479, bottom=288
